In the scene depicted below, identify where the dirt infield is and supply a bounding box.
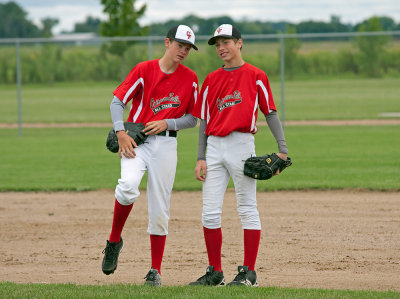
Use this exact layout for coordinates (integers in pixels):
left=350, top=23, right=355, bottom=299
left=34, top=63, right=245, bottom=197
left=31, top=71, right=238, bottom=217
left=0, top=190, right=398, bottom=291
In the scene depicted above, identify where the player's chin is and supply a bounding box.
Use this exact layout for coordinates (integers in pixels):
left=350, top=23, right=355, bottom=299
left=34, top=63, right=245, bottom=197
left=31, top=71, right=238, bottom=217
left=176, top=55, right=186, bottom=62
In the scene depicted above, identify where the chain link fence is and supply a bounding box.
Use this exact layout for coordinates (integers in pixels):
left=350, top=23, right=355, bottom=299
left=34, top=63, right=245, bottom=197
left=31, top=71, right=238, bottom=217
left=1, top=31, right=400, bottom=135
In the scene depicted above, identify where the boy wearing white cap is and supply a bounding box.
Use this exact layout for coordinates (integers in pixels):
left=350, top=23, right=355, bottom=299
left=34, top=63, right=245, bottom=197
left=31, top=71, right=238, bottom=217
left=190, top=24, right=289, bottom=287
left=101, top=25, right=199, bottom=286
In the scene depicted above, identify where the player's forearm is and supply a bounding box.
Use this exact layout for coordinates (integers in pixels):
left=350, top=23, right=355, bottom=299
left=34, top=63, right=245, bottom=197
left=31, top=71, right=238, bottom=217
left=265, top=111, right=288, bottom=154
left=110, top=96, right=126, bottom=132
left=165, top=114, right=198, bottom=131
left=197, top=119, right=207, bottom=161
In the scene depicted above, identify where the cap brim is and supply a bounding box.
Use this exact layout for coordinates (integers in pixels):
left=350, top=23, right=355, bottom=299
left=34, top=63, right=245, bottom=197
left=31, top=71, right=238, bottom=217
left=208, top=35, right=235, bottom=45
left=174, top=38, right=198, bottom=51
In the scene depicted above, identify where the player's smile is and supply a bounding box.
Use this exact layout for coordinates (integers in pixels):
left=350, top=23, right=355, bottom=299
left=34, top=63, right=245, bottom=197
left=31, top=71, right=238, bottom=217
left=218, top=51, right=229, bottom=59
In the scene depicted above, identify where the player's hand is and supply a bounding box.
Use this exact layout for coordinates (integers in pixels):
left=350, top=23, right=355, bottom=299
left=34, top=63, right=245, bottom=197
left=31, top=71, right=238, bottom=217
left=143, top=120, right=168, bottom=135
left=275, top=153, right=288, bottom=175
left=117, top=131, right=137, bottom=159
left=195, top=160, right=207, bottom=182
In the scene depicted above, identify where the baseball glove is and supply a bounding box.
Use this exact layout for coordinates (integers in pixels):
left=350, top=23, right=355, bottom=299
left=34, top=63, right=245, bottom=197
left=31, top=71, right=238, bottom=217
left=106, top=122, right=148, bottom=153
left=243, top=153, right=292, bottom=180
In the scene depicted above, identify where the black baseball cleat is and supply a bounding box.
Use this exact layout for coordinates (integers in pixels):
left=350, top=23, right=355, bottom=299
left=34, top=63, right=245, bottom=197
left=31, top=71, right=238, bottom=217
left=101, top=238, right=123, bottom=275
left=227, top=265, right=259, bottom=287
left=144, top=267, right=162, bottom=286
left=189, top=265, right=225, bottom=286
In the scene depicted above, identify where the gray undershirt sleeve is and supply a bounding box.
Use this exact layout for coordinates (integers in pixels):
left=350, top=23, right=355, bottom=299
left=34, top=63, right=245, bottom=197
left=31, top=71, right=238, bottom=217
left=266, top=111, right=288, bottom=154
left=165, top=114, right=197, bottom=130
left=110, top=96, right=125, bottom=132
left=197, top=119, right=208, bottom=161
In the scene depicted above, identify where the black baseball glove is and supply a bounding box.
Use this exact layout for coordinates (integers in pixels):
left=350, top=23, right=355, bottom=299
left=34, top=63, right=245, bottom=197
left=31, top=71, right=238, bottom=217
left=243, top=153, right=292, bottom=180
left=106, top=122, right=148, bottom=153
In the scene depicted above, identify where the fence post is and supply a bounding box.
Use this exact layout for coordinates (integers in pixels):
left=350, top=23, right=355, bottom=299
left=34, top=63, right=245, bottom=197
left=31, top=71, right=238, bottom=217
left=280, top=35, right=285, bottom=130
left=148, top=37, right=152, bottom=60
left=16, top=40, right=22, bottom=136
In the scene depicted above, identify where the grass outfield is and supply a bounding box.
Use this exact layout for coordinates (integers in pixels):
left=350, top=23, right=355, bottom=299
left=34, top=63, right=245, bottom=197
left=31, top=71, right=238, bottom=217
left=0, top=282, right=398, bottom=298
left=1, top=77, right=399, bottom=123
left=0, top=125, right=398, bottom=191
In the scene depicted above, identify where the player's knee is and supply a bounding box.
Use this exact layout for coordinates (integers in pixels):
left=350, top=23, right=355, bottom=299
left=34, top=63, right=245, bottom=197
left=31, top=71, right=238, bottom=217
left=148, top=213, right=169, bottom=235
left=202, top=213, right=222, bottom=229
left=238, top=210, right=261, bottom=230
left=115, top=179, right=140, bottom=205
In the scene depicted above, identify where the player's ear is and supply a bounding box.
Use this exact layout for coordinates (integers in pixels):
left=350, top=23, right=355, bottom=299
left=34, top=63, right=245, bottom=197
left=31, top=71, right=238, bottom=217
left=237, top=38, right=243, bottom=50
left=165, top=38, right=172, bottom=48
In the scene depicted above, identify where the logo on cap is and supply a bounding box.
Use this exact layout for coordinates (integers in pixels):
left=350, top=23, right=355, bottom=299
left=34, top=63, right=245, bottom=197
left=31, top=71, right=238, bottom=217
left=186, top=31, right=192, bottom=39
left=217, top=27, right=222, bottom=34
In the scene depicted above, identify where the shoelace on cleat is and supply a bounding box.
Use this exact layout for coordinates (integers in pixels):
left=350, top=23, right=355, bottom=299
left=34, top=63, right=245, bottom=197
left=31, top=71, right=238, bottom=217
left=232, top=271, right=246, bottom=282
left=145, top=270, right=158, bottom=280
left=197, top=272, right=212, bottom=283
left=102, top=245, right=118, bottom=261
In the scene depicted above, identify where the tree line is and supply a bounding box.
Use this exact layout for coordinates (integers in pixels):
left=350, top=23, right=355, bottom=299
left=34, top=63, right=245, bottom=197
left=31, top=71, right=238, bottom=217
left=1, top=1, right=400, bottom=38
left=149, top=14, right=400, bottom=36
left=0, top=1, right=59, bottom=38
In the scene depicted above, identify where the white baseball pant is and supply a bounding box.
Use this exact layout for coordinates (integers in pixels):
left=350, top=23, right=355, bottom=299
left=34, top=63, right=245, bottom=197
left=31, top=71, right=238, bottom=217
left=115, top=135, right=177, bottom=235
left=202, top=131, right=261, bottom=230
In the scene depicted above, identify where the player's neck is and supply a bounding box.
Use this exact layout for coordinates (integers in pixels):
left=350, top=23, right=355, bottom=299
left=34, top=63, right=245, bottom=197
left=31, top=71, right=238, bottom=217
left=223, top=56, right=245, bottom=69
left=159, top=56, right=179, bottom=74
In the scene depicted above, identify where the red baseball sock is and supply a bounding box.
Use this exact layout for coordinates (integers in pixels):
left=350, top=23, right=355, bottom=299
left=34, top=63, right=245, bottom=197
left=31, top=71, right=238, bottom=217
left=150, top=234, right=166, bottom=275
left=203, top=227, right=222, bottom=272
left=109, top=199, right=133, bottom=243
left=243, top=229, right=261, bottom=271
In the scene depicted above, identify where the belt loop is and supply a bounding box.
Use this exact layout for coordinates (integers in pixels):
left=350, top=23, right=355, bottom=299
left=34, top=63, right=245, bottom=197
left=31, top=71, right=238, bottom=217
left=165, top=131, right=169, bottom=137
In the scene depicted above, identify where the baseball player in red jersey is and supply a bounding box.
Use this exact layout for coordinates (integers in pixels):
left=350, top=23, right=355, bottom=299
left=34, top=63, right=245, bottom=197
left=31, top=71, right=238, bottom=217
left=101, top=25, right=199, bottom=286
left=189, top=24, right=289, bottom=287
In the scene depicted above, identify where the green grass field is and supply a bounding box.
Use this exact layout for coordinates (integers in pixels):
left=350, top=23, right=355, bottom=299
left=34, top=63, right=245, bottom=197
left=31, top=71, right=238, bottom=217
left=0, top=125, right=398, bottom=191
left=0, top=282, right=398, bottom=298
left=1, top=77, right=399, bottom=123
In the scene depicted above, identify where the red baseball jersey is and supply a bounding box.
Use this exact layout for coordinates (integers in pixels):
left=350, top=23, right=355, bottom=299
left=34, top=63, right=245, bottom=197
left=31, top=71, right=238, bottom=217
left=114, top=59, right=198, bottom=125
left=192, top=63, right=276, bottom=136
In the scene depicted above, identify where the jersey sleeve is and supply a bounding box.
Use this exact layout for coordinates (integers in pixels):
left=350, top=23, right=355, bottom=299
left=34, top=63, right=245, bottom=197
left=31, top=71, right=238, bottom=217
left=192, top=75, right=210, bottom=120
left=113, top=63, right=145, bottom=105
left=186, top=72, right=199, bottom=114
left=256, top=72, right=276, bottom=116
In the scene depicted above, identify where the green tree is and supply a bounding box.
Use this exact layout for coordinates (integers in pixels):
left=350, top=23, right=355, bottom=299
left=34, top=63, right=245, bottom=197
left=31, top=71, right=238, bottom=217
left=100, top=0, right=148, bottom=78
left=354, top=16, right=396, bottom=31
left=0, top=1, right=41, bottom=37
left=296, top=19, right=349, bottom=33
left=356, top=16, right=391, bottom=77
left=41, top=18, right=59, bottom=37
left=74, top=16, right=102, bottom=33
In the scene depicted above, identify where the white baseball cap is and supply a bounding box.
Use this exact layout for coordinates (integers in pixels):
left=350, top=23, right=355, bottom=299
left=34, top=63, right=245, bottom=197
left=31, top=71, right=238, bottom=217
left=166, top=25, right=198, bottom=50
left=208, top=24, right=242, bottom=45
